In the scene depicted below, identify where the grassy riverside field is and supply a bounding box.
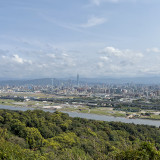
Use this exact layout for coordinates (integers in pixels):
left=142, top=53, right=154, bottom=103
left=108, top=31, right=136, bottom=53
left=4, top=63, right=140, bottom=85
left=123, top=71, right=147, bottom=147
left=1, top=97, right=160, bottom=120
left=59, top=106, right=126, bottom=117
left=1, top=91, right=160, bottom=120
left=58, top=106, right=160, bottom=120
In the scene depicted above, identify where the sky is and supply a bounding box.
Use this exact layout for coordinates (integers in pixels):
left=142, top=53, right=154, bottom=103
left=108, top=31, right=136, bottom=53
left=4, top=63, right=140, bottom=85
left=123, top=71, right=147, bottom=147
left=0, top=0, right=160, bottom=79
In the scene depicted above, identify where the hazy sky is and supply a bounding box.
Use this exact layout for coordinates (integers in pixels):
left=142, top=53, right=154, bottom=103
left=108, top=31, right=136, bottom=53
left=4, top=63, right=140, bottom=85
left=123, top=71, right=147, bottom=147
left=0, top=0, right=160, bottom=79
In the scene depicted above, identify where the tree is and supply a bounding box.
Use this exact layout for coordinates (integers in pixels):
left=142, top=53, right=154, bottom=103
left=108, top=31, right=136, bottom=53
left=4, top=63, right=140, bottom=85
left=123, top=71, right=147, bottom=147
left=24, top=127, right=43, bottom=149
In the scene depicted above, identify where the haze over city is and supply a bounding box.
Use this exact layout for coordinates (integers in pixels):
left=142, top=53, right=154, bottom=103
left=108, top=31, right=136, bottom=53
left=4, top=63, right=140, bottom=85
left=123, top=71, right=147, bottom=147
left=0, top=0, right=160, bottom=79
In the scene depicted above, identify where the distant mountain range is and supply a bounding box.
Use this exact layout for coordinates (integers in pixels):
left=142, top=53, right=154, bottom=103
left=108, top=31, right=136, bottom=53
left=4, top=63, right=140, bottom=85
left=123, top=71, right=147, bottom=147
left=80, top=77, right=160, bottom=84
left=0, top=77, right=160, bottom=86
left=0, top=78, right=62, bottom=86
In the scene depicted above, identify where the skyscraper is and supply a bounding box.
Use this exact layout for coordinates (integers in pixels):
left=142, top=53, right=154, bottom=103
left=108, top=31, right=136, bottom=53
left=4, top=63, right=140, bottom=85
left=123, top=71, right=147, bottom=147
left=51, top=78, right=53, bottom=90
left=77, top=74, right=79, bottom=87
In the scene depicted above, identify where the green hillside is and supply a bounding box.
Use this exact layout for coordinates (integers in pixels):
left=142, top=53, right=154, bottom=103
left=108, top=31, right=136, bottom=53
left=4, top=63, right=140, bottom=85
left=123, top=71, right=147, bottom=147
left=0, top=109, right=160, bottom=159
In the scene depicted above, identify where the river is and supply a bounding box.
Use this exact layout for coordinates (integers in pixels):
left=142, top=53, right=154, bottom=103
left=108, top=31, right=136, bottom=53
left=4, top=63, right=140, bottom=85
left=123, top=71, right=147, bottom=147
left=0, top=105, right=160, bottom=127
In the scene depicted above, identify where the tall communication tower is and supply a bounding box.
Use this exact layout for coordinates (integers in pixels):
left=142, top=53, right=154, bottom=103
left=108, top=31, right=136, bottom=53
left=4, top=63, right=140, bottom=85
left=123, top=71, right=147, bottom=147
left=51, top=78, right=53, bottom=90
left=77, top=74, right=79, bottom=87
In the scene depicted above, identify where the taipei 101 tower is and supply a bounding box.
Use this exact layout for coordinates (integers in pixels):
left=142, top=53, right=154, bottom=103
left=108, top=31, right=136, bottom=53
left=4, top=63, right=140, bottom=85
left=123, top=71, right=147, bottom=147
left=77, top=74, right=79, bottom=87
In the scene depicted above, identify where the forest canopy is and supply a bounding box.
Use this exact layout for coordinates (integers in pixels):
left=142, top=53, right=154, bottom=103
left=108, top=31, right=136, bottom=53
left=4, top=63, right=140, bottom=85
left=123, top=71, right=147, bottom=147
left=0, top=109, right=160, bottom=159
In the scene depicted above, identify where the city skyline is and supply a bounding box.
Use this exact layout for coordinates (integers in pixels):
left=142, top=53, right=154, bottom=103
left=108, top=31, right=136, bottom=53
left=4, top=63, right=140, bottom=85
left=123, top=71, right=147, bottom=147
left=0, top=0, right=160, bottom=79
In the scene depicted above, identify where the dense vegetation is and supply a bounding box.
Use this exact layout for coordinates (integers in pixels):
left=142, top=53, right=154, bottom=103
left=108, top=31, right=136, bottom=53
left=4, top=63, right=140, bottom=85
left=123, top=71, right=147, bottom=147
left=0, top=109, right=160, bottom=159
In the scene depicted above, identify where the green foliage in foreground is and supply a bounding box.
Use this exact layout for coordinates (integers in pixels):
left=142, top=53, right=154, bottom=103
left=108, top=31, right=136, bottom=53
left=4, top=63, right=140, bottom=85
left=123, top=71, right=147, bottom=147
left=0, top=109, right=160, bottom=159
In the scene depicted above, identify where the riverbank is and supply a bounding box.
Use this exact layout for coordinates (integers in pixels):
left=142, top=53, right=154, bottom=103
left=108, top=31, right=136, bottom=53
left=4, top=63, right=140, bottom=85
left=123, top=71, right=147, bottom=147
left=1, top=99, right=160, bottom=121
left=0, top=105, right=160, bottom=127
left=58, top=106, right=160, bottom=121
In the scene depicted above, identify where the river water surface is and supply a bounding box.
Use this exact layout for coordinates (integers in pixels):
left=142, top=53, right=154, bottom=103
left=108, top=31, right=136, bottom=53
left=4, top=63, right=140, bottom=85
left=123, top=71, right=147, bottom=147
left=0, top=105, right=160, bottom=127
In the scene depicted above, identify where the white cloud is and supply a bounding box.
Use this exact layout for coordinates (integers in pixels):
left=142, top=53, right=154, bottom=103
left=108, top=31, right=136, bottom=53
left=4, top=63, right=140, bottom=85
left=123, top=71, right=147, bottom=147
left=96, top=46, right=147, bottom=76
left=89, top=0, right=139, bottom=6
left=90, top=0, right=119, bottom=5
left=2, top=54, right=32, bottom=65
left=12, top=55, right=24, bottom=64
left=1, top=38, right=160, bottom=79
left=97, top=62, right=104, bottom=68
left=91, top=0, right=102, bottom=5
left=100, top=56, right=110, bottom=62
left=100, top=47, right=122, bottom=57
left=40, top=14, right=93, bottom=35
left=80, top=16, right=106, bottom=28
left=62, top=53, right=69, bottom=57
left=146, top=47, right=160, bottom=53
left=100, top=46, right=143, bottom=59
left=47, top=54, right=56, bottom=58
left=0, top=43, right=78, bottom=79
